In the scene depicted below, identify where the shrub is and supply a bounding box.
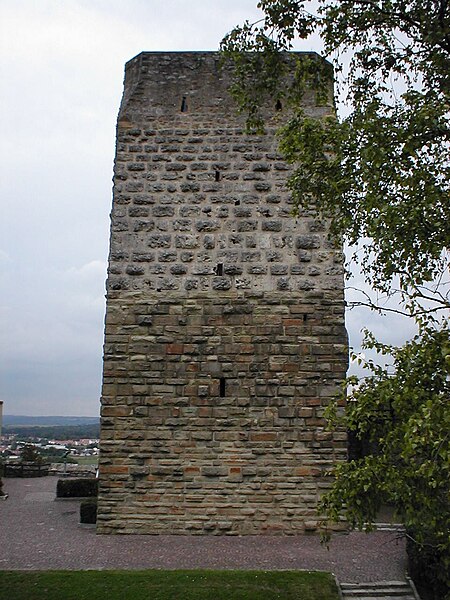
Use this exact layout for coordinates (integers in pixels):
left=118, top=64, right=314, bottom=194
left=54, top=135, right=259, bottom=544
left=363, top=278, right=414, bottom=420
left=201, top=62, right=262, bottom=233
left=80, top=498, right=97, bottom=524
left=56, top=478, right=98, bottom=498
left=20, top=444, right=43, bottom=463
left=406, top=533, right=449, bottom=600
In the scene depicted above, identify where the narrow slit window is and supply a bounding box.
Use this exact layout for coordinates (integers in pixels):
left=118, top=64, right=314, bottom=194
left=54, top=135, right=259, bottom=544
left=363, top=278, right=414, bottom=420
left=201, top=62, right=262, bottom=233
left=303, top=313, right=308, bottom=322
left=219, top=377, right=226, bottom=397
left=216, top=263, right=224, bottom=275
left=275, top=99, right=282, bottom=111
left=180, top=96, right=188, bottom=112
left=215, top=170, right=221, bottom=182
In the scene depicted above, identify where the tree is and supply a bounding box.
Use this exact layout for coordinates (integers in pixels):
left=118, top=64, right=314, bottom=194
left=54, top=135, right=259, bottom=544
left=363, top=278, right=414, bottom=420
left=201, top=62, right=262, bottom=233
left=321, top=324, right=450, bottom=595
left=20, top=444, right=42, bottom=463
left=221, top=1, right=450, bottom=596
left=221, top=0, right=450, bottom=315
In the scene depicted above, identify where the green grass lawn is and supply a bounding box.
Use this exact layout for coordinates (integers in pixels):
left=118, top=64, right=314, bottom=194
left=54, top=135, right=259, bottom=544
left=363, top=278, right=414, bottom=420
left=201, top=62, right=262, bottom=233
left=0, top=569, right=339, bottom=600
left=74, top=456, right=98, bottom=465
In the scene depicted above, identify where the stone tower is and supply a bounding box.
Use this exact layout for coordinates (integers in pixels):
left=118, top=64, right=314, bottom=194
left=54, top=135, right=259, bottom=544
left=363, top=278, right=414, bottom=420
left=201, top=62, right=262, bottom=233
left=97, top=51, right=348, bottom=535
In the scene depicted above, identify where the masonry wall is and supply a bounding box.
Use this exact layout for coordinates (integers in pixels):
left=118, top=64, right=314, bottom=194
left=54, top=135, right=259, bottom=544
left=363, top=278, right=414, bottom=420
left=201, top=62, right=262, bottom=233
left=97, top=52, right=348, bottom=534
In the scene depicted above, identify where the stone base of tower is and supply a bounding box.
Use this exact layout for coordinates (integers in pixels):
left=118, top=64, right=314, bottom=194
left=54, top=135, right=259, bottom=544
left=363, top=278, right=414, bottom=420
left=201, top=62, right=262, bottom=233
left=97, top=290, right=347, bottom=535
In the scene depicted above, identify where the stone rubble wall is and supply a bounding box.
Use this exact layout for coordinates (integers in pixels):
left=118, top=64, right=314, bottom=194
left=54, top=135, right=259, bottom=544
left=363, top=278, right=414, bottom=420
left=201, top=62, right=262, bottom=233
left=97, top=52, right=348, bottom=535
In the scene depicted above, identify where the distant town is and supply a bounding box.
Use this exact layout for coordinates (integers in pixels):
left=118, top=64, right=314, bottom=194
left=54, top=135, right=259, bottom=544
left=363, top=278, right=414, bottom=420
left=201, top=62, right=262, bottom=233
left=0, top=415, right=100, bottom=467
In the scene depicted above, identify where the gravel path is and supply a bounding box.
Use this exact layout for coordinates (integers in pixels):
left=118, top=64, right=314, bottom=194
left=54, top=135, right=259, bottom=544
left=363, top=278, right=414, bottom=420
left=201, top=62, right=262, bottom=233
left=0, top=476, right=407, bottom=582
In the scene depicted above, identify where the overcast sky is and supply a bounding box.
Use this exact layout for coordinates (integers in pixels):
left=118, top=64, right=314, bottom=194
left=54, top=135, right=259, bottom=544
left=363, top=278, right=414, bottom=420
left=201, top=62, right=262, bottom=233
left=0, top=0, right=415, bottom=417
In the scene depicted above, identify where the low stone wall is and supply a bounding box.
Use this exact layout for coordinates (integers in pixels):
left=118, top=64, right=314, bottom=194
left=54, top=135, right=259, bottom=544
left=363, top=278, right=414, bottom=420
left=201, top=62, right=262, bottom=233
left=49, top=463, right=97, bottom=478
left=4, top=462, right=50, bottom=478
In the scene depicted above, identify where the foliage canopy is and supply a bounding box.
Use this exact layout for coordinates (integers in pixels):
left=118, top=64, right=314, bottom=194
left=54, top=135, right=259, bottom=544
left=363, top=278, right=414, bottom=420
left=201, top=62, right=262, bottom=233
left=320, top=324, right=450, bottom=589
left=221, top=0, right=450, bottom=310
left=19, top=443, right=43, bottom=464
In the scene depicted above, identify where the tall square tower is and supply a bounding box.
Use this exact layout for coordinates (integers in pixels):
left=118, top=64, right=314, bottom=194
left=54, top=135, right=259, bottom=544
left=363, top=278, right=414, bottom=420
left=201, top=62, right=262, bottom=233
left=97, top=52, right=347, bottom=534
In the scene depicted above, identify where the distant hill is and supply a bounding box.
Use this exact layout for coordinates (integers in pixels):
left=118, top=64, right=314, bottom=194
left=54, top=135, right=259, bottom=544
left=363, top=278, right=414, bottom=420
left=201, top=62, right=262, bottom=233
left=2, top=415, right=99, bottom=427
left=3, top=423, right=100, bottom=440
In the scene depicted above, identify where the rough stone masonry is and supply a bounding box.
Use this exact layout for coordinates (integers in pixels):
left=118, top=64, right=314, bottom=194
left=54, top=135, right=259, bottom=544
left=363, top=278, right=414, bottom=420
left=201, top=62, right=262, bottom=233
left=97, top=51, right=348, bottom=535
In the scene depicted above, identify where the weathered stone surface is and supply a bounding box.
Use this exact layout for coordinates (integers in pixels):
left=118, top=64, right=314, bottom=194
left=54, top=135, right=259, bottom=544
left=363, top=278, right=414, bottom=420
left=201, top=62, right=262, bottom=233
left=98, top=51, right=347, bottom=536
